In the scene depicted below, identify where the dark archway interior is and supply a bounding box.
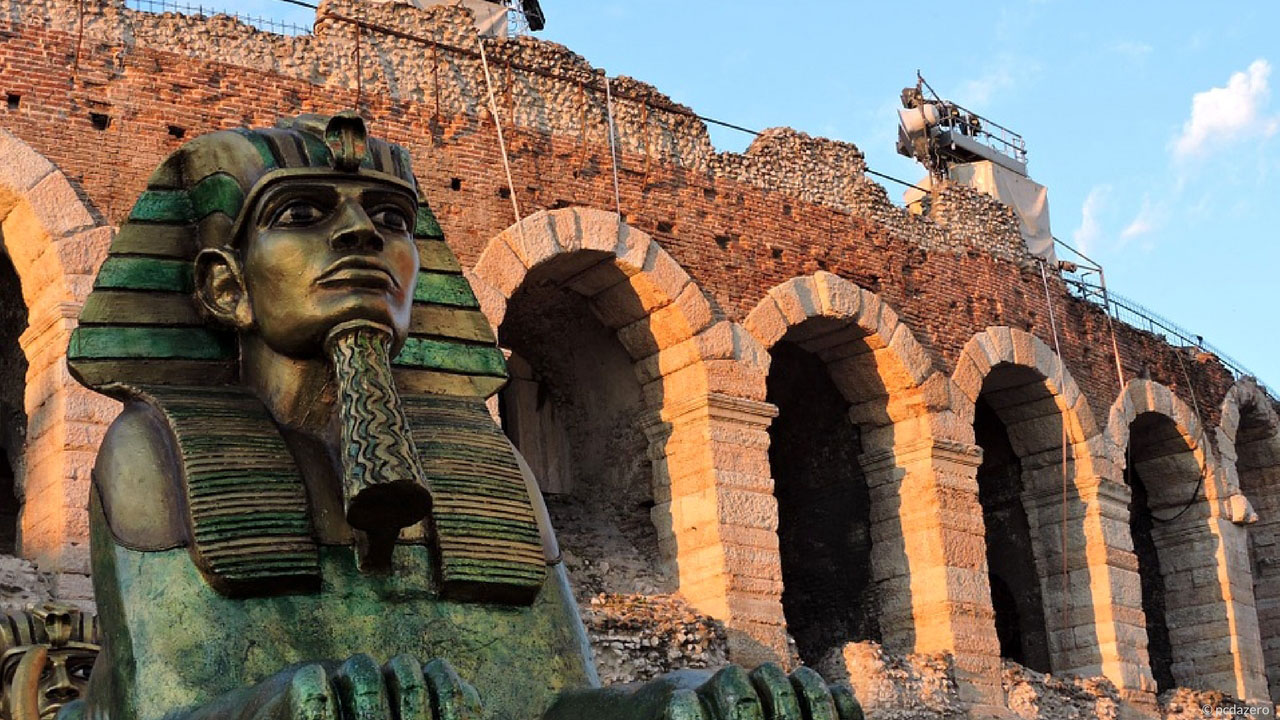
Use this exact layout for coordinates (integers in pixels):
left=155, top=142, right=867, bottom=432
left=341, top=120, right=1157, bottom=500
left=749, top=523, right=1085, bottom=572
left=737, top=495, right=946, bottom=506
left=498, top=261, right=665, bottom=600
left=1125, top=411, right=1191, bottom=694
left=0, top=248, right=26, bottom=555
left=974, top=394, right=1050, bottom=672
left=1127, top=462, right=1175, bottom=692
left=767, top=340, right=879, bottom=665
left=1235, top=402, right=1280, bottom=702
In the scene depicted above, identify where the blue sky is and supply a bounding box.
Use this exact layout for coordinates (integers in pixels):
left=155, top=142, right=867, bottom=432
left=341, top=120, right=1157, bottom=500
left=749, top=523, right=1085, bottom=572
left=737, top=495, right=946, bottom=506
left=209, top=1, right=1279, bottom=390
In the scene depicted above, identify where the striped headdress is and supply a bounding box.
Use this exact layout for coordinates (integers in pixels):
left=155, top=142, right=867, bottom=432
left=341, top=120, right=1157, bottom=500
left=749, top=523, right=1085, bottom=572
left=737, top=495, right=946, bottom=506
left=68, top=115, right=548, bottom=603
left=68, top=112, right=506, bottom=396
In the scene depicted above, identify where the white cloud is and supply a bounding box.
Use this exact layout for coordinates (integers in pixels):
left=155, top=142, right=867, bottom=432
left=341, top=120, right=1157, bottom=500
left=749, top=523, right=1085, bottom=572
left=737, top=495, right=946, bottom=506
left=1111, top=41, right=1153, bottom=60
left=1173, top=59, right=1279, bottom=159
left=1073, top=185, right=1110, bottom=254
left=957, top=67, right=1015, bottom=109
left=1121, top=195, right=1160, bottom=240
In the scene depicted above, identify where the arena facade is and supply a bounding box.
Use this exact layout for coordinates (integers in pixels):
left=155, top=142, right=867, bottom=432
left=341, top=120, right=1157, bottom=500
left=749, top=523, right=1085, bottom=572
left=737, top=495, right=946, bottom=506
left=1, top=1, right=1277, bottom=716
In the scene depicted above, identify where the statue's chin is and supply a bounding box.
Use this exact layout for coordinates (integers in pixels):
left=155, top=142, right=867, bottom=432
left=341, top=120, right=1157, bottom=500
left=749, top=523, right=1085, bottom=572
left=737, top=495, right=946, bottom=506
left=257, top=302, right=410, bottom=361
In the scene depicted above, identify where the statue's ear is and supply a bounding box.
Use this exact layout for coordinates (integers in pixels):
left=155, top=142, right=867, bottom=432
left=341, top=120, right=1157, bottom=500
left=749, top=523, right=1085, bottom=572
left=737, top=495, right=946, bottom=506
left=194, top=248, right=253, bottom=330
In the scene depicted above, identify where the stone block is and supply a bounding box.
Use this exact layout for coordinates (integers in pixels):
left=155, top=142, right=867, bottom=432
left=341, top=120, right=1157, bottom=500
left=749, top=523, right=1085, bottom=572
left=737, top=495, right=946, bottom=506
left=572, top=207, right=625, bottom=253
left=767, top=276, right=818, bottom=327
left=813, top=270, right=862, bottom=319
left=25, top=171, right=95, bottom=239
left=472, top=233, right=528, bottom=299
left=624, top=244, right=690, bottom=314
left=0, top=128, right=56, bottom=195
left=742, top=296, right=788, bottom=349
left=504, top=212, right=562, bottom=269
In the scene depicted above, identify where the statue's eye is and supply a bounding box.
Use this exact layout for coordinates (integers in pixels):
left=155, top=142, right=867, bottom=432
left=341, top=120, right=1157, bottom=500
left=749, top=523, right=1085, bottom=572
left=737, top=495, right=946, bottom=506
left=370, top=207, right=410, bottom=232
left=270, top=201, right=326, bottom=227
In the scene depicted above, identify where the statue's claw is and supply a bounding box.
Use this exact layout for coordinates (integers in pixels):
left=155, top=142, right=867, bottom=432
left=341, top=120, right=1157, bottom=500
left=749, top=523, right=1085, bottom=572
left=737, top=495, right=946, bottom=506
left=696, top=666, right=764, bottom=720
left=420, top=658, right=482, bottom=720
left=828, top=685, right=862, bottom=720
left=383, top=655, right=429, bottom=720
left=286, top=664, right=338, bottom=720
left=786, top=668, right=836, bottom=720
left=747, top=664, right=802, bottom=720
left=333, top=655, right=390, bottom=720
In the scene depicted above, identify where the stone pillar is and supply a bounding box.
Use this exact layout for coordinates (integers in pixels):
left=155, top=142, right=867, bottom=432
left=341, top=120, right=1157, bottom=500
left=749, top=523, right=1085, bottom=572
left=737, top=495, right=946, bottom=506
left=1155, top=513, right=1269, bottom=702
left=18, top=298, right=116, bottom=590
left=858, top=434, right=1005, bottom=712
left=643, top=392, right=788, bottom=667
left=1021, top=460, right=1156, bottom=703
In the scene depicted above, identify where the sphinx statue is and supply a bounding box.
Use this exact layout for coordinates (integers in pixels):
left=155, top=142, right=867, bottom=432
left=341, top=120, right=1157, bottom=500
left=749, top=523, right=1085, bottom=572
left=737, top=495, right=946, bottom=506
left=0, top=604, right=99, bottom=720
left=64, top=113, right=860, bottom=720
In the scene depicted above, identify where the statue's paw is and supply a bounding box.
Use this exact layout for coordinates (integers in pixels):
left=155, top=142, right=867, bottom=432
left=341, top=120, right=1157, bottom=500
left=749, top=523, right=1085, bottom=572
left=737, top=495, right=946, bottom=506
left=284, top=656, right=481, bottom=720
left=688, top=664, right=861, bottom=720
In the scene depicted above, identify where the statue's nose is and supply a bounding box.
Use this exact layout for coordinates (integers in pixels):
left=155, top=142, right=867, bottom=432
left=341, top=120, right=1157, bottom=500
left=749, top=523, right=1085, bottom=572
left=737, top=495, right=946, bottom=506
left=329, top=202, right=383, bottom=253
left=43, top=662, right=78, bottom=703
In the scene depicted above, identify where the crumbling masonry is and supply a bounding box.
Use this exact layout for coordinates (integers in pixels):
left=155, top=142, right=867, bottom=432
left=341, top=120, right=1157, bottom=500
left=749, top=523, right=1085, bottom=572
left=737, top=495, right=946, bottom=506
left=0, top=1, right=1278, bottom=717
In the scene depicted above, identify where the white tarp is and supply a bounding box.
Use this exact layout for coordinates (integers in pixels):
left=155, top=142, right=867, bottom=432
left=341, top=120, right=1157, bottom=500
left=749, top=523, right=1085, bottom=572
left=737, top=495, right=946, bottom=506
left=949, top=160, right=1056, bottom=263
left=391, top=0, right=509, bottom=37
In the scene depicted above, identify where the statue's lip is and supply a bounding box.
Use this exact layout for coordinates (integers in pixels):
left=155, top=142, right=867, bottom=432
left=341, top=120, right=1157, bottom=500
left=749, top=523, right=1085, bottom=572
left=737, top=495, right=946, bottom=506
left=316, top=256, right=400, bottom=290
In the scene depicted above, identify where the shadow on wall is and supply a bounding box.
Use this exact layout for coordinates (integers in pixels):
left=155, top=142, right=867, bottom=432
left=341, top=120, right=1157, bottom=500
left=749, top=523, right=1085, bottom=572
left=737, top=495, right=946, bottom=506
left=768, top=340, right=880, bottom=665
left=968, top=359, right=1098, bottom=678
left=1125, top=410, right=1226, bottom=694
left=0, top=246, right=27, bottom=556
left=497, top=258, right=666, bottom=601
left=973, top=394, right=1050, bottom=673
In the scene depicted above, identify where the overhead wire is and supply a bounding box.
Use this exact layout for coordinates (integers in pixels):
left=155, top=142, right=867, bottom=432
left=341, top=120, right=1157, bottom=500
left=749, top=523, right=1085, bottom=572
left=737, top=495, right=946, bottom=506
left=477, top=37, right=526, bottom=248
left=603, top=77, right=624, bottom=221
left=1038, top=260, right=1073, bottom=639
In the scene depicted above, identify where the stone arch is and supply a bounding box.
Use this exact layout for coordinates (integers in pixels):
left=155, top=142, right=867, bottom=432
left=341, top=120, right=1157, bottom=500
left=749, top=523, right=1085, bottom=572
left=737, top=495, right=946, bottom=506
left=0, top=129, right=118, bottom=582
left=951, top=327, right=1141, bottom=690
left=744, top=273, right=1001, bottom=703
left=1107, top=379, right=1268, bottom=701
left=1217, top=378, right=1280, bottom=702
left=470, top=206, right=784, bottom=664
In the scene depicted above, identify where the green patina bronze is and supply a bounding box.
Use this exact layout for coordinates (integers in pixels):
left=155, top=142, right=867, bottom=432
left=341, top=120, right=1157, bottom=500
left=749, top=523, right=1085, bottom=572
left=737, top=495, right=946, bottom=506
left=86, top=506, right=593, bottom=720
left=67, top=112, right=861, bottom=720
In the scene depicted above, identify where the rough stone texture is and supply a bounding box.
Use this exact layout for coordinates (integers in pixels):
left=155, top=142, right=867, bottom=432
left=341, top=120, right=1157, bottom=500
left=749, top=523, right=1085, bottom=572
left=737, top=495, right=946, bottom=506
left=819, top=641, right=964, bottom=719
left=582, top=592, right=729, bottom=685
left=0, top=553, right=52, bottom=609
left=0, top=552, right=93, bottom=613
left=1002, top=661, right=1122, bottom=720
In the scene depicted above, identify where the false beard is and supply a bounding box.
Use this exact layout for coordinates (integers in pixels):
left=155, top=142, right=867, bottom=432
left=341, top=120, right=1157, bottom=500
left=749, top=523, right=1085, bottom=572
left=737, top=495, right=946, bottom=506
left=325, top=319, right=431, bottom=568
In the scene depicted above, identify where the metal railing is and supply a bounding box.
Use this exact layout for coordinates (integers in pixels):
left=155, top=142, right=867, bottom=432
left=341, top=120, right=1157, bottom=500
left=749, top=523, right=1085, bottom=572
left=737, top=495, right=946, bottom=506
left=915, top=73, right=1028, bottom=166
left=126, top=0, right=541, bottom=37
left=126, top=0, right=313, bottom=35
left=1062, top=274, right=1272, bottom=397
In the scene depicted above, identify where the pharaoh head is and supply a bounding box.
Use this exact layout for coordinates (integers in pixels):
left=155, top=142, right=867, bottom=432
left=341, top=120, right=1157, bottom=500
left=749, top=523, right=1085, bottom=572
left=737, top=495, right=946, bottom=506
left=0, top=605, right=99, bottom=720
left=66, top=114, right=516, bottom=569
left=192, top=113, right=420, bottom=360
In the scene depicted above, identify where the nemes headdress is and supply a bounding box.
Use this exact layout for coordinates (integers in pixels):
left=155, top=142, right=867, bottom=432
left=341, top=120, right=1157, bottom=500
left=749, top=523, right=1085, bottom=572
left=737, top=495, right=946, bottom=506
left=67, top=116, right=548, bottom=604
left=68, top=112, right=506, bottom=396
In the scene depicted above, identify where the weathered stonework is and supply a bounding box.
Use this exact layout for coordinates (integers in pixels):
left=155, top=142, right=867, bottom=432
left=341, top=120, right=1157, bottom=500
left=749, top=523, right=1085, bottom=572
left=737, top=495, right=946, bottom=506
left=1, top=1, right=1277, bottom=717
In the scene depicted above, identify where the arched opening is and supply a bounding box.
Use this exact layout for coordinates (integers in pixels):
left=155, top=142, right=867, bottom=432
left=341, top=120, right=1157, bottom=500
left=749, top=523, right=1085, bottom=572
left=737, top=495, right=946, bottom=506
left=767, top=336, right=879, bottom=665
left=0, top=245, right=27, bottom=555
left=497, top=256, right=666, bottom=601
left=1124, top=410, right=1221, bottom=693
left=1232, top=397, right=1280, bottom=701
left=972, top=365, right=1053, bottom=673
